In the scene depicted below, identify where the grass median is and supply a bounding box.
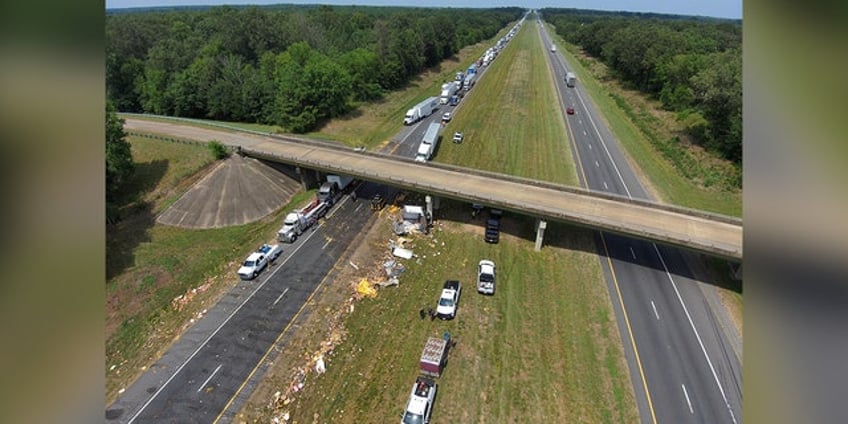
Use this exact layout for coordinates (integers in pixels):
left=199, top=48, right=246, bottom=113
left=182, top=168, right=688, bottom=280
left=438, top=21, right=577, bottom=186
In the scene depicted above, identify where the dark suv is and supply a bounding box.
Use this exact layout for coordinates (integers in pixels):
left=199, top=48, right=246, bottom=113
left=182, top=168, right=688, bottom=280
left=484, top=219, right=500, bottom=243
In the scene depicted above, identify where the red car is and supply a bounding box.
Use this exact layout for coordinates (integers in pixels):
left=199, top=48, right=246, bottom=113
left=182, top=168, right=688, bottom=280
left=566, top=107, right=575, bottom=115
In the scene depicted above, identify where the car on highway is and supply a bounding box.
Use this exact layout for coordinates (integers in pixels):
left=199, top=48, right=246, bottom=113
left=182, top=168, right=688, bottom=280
left=484, top=218, right=500, bottom=243
left=566, top=107, right=575, bottom=115
left=441, top=112, right=452, bottom=123
left=452, top=132, right=464, bottom=144
left=477, top=259, right=496, bottom=295
left=436, top=280, right=462, bottom=319
left=401, top=376, right=437, bottom=424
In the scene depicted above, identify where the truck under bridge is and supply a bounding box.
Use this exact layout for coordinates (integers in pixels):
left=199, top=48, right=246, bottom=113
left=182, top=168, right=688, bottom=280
left=124, top=117, right=742, bottom=260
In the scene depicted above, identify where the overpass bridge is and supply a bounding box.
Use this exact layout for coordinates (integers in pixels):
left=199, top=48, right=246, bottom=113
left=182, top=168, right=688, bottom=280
left=124, top=118, right=743, bottom=260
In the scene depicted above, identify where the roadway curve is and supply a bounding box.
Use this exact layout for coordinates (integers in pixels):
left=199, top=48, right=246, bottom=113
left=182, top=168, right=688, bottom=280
left=123, top=118, right=742, bottom=260
left=538, top=18, right=742, bottom=424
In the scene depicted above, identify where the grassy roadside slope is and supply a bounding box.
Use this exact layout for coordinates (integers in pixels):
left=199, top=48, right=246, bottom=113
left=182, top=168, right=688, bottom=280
left=545, top=23, right=741, bottom=217
left=439, top=22, right=577, bottom=185
left=105, top=137, right=309, bottom=402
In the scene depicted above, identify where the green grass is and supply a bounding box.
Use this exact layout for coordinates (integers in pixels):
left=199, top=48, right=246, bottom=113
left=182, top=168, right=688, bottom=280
left=438, top=23, right=577, bottom=186
left=546, top=23, right=741, bottom=217
left=119, top=114, right=282, bottom=135
left=105, top=136, right=310, bottom=402
left=312, top=25, right=519, bottom=149
left=279, top=201, right=637, bottom=423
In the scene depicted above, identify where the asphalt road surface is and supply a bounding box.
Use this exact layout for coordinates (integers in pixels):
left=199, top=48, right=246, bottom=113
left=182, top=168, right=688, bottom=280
left=107, top=194, right=375, bottom=423
left=108, top=31, right=502, bottom=424
left=538, top=20, right=742, bottom=424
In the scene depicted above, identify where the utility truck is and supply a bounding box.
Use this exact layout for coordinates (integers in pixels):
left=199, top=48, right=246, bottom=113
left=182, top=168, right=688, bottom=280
left=404, top=96, right=439, bottom=125
left=401, top=377, right=437, bottom=424
left=277, top=198, right=328, bottom=243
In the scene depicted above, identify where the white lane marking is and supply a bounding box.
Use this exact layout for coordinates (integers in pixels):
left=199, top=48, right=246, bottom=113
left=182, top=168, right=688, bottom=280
left=603, top=181, right=608, bottom=190
left=126, top=217, right=322, bottom=423
left=651, top=300, right=659, bottom=320
left=653, top=243, right=738, bottom=424
left=588, top=143, right=592, bottom=150
left=322, top=239, right=332, bottom=250
left=197, top=364, right=223, bottom=393
left=273, top=287, right=290, bottom=306
left=595, top=160, right=600, bottom=167
left=354, top=203, right=363, bottom=213
left=630, top=247, right=636, bottom=259
left=583, top=130, right=587, bottom=135
left=572, top=88, right=633, bottom=198
left=682, top=384, right=694, bottom=414
left=578, top=119, right=583, bottom=124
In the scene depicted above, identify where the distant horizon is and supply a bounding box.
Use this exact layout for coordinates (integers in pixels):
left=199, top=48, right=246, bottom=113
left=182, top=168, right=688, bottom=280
left=104, top=1, right=742, bottom=20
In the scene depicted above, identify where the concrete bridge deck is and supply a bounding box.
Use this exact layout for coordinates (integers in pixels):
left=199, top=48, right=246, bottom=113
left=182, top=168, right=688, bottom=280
left=124, top=118, right=742, bottom=260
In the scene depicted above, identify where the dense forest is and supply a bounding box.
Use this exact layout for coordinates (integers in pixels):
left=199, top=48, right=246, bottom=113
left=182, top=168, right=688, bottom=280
left=543, top=9, right=741, bottom=165
left=106, top=5, right=522, bottom=132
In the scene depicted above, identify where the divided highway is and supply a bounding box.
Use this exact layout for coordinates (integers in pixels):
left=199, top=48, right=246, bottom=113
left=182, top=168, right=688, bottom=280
left=538, top=19, right=742, bottom=423
left=123, top=118, right=742, bottom=260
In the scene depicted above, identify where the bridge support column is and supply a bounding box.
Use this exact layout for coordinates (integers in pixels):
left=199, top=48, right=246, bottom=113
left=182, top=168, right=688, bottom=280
left=730, top=262, right=743, bottom=280
left=534, top=219, right=547, bottom=252
left=295, top=166, right=307, bottom=190
left=425, top=196, right=433, bottom=226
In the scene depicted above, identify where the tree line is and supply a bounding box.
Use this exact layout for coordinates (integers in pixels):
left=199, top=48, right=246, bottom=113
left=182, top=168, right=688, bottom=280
left=543, top=9, right=741, bottom=165
left=107, top=5, right=522, bottom=132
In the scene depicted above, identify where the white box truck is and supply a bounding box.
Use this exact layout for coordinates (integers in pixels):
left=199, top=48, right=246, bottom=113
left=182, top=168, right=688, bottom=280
left=414, top=123, right=441, bottom=162
left=439, top=82, right=459, bottom=105
left=404, top=96, right=439, bottom=125
left=565, top=72, right=576, bottom=87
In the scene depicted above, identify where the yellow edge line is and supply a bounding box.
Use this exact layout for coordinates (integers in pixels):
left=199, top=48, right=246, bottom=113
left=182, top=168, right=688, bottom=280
left=551, top=31, right=657, bottom=421
left=600, top=232, right=658, bottom=424
left=212, top=234, right=355, bottom=423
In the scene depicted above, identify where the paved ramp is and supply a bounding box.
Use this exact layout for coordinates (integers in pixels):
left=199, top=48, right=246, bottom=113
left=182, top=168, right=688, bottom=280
left=157, top=154, right=300, bottom=228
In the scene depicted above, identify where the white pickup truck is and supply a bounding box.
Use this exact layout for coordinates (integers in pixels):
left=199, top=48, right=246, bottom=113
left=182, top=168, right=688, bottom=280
left=237, top=244, right=282, bottom=280
left=436, top=280, right=462, bottom=320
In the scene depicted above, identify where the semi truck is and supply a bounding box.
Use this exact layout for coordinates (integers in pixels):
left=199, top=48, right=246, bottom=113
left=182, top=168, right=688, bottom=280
left=277, top=198, right=328, bottom=243
left=565, top=72, right=576, bottom=87
left=404, top=96, right=439, bottom=125
left=414, top=123, right=441, bottom=162
left=317, top=174, right=353, bottom=205
left=439, top=82, right=459, bottom=105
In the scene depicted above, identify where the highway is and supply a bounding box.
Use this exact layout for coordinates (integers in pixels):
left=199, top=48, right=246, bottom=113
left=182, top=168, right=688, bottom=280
left=537, top=19, right=742, bottom=424
left=123, top=118, right=742, bottom=260
left=107, top=33, right=496, bottom=423
left=106, top=194, right=380, bottom=423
